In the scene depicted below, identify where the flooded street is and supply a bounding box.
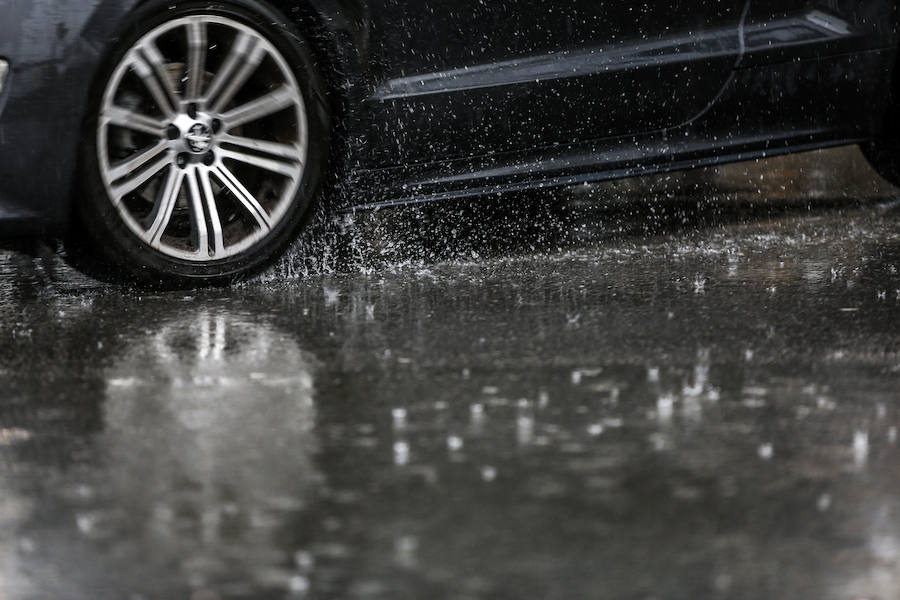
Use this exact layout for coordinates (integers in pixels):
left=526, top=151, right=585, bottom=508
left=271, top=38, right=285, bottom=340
left=1, top=147, right=899, bottom=599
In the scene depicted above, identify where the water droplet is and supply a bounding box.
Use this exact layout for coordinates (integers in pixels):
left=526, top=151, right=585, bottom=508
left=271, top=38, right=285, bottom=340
left=288, top=575, right=310, bottom=595
left=391, top=408, right=407, bottom=428
left=649, top=432, right=668, bottom=451
left=538, top=390, right=550, bottom=408
left=517, top=415, right=535, bottom=445
left=294, top=550, right=314, bottom=571
left=657, top=394, right=675, bottom=422
left=393, top=441, right=410, bottom=466
left=394, top=535, right=419, bottom=569
left=853, top=430, right=869, bottom=466
left=481, top=466, right=498, bottom=482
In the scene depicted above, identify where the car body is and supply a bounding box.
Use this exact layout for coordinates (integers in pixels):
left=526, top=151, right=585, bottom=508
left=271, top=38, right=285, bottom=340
left=0, top=0, right=898, bottom=280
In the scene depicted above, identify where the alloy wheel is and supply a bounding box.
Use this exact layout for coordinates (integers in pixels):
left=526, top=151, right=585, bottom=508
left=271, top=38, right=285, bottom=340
left=96, top=15, right=309, bottom=262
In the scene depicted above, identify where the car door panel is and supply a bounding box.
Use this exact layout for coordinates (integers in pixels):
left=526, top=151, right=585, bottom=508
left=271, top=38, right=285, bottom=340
left=711, top=0, right=898, bottom=147
left=743, top=0, right=900, bottom=66
left=361, top=1, right=747, bottom=166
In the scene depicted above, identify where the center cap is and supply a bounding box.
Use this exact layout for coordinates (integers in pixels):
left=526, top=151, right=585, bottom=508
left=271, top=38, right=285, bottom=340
left=185, top=123, right=213, bottom=153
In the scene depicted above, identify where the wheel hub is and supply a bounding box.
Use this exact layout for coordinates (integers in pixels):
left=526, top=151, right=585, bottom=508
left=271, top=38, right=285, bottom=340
left=185, top=122, right=213, bottom=153
left=171, top=112, right=215, bottom=155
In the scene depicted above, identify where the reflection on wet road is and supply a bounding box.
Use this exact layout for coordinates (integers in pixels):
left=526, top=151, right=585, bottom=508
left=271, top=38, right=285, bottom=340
left=0, top=147, right=899, bottom=599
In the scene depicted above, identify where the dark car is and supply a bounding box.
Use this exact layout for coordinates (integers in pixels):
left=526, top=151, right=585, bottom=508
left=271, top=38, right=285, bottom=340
left=0, top=0, right=898, bottom=284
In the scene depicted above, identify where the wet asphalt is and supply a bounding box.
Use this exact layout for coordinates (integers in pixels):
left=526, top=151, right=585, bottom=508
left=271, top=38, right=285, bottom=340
left=0, top=146, right=899, bottom=600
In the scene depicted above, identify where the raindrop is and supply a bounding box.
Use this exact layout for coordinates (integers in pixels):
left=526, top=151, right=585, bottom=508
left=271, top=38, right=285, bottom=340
left=394, top=535, right=419, bottom=569
left=517, top=415, right=535, bottom=445
left=758, top=443, right=774, bottom=460
left=657, top=394, right=675, bottom=422
left=18, top=537, right=35, bottom=554
left=323, top=287, right=340, bottom=306
left=538, top=390, right=550, bottom=409
left=649, top=432, right=668, bottom=451
left=393, top=441, right=410, bottom=466
left=288, top=575, right=310, bottom=595
left=391, top=408, right=407, bottom=428
left=853, top=430, right=869, bottom=466
left=693, top=275, right=706, bottom=293
left=294, top=551, right=314, bottom=571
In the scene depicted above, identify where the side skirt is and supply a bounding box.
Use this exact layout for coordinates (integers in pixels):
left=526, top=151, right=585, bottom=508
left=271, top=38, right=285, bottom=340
left=344, top=131, right=866, bottom=212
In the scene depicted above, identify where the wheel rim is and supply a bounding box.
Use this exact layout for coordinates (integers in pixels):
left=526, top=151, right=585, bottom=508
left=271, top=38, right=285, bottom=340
left=97, top=15, right=308, bottom=263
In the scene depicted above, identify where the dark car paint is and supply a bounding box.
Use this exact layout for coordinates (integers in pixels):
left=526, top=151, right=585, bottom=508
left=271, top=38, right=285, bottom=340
left=363, top=1, right=746, bottom=163
left=0, top=0, right=897, bottom=236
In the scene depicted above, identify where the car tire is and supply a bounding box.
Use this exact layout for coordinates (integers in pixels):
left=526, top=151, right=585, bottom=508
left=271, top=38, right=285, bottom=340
left=71, top=0, right=329, bottom=287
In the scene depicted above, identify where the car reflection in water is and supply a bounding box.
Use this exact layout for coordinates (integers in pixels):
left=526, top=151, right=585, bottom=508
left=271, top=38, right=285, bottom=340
left=5, top=310, right=320, bottom=600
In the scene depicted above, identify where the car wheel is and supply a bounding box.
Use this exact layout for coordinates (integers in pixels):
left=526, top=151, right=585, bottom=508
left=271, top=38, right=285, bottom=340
left=74, top=0, right=329, bottom=286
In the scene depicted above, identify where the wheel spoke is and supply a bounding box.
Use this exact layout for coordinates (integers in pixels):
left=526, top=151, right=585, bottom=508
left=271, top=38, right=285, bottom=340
left=102, top=106, right=167, bottom=138
left=111, top=155, right=171, bottom=201
left=131, top=43, right=178, bottom=118
left=108, top=141, right=171, bottom=200
left=145, top=167, right=185, bottom=246
left=199, top=169, right=226, bottom=256
left=210, top=43, right=265, bottom=113
left=108, top=140, right=169, bottom=181
left=219, top=134, right=302, bottom=161
left=205, top=32, right=265, bottom=112
left=186, top=166, right=226, bottom=257
left=212, top=164, right=272, bottom=231
left=185, top=19, right=207, bottom=101
left=220, top=85, right=294, bottom=129
left=218, top=148, right=300, bottom=179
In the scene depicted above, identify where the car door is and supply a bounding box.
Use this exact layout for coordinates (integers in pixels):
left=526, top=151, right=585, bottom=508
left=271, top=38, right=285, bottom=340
left=733, top=0, right=898, bottom=136
left=743, top=0, right=898, bottom=65
left=362, top=0, right=748, bottom=166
